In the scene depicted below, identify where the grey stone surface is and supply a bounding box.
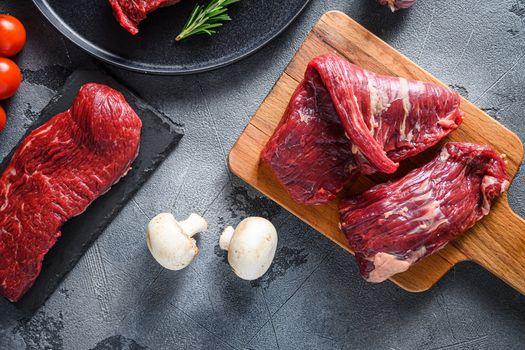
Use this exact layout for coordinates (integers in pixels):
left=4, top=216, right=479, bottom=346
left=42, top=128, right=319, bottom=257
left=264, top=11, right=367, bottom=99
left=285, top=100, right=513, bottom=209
left=1, top=0, right=525, bottom=349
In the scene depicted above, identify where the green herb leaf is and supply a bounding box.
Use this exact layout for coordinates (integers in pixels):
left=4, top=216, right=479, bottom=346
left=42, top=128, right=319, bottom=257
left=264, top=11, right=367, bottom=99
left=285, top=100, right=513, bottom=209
left=176, top=0, right=240, bottom=41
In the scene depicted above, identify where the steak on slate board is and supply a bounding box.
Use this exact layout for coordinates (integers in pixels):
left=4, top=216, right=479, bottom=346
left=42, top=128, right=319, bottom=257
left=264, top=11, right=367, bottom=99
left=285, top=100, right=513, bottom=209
left=0, top=65, right=183, bottom=312
left=0, top=83, right=142, bottom=302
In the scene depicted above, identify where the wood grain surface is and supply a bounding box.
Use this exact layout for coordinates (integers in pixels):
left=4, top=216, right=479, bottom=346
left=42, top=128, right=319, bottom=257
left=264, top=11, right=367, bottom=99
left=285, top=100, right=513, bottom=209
left=229, top=11, right=525, bottom=294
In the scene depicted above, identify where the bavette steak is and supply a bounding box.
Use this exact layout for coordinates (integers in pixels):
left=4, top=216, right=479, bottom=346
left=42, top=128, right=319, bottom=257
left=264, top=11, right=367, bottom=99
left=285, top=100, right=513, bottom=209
left=109, top=0, right=182, bottom=35
left=339, top=142, right=509, bottom=283
left=0, top=83, right=142, bottom=302
left=261, top=54, right=463, bottom=205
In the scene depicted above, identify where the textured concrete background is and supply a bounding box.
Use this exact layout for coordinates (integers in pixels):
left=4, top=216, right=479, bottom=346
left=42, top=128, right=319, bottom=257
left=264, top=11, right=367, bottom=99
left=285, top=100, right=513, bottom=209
left=1, top=0, right=525, bottom=349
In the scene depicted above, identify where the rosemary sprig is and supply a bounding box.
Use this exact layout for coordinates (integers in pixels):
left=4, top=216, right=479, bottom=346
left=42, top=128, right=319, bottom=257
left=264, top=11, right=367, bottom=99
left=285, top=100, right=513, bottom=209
left=176, top=0, right=240, bottom=41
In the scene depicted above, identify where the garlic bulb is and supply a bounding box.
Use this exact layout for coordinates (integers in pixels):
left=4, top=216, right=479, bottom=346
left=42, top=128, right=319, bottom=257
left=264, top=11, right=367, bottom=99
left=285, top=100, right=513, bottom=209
left=376, top=0, right=416, bottom=12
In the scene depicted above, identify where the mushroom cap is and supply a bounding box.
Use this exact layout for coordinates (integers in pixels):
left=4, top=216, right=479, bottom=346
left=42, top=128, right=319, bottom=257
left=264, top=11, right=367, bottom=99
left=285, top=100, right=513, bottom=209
left=146, top=213, right=199, bottom=271
left=227, top=217, right=278, bottom=280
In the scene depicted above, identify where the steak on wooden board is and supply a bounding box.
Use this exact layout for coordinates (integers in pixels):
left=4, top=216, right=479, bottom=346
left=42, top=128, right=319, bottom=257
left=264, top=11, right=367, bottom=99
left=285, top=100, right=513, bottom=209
left=261, top=54, right=463, bottom=205
left=339, top=142, right=509, bottom=283
left=0, top=83, right=142, bottom=302
left=109, top=0, right=182, bottom=35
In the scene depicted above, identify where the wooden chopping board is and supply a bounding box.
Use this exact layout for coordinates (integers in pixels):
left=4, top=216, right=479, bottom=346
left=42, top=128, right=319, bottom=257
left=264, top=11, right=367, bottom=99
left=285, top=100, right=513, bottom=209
left=229, top=11, right=525, bottom=294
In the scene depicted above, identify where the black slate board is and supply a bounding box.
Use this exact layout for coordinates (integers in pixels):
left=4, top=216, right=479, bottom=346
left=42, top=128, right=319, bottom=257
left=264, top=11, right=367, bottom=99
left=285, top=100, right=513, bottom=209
left=1, top=65, right=184, bottom=312
left=31, top=0, right=311, bottom=74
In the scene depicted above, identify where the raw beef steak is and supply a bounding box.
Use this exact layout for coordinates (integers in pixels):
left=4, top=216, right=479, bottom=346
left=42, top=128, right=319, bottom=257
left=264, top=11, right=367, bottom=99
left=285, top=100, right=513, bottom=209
left=339, top=142, right=509, bottom=283
left=261, top=54, right=463, bottom=205
left=109, top=0, right=181, bottom=35
left=0, top=83, right=142, bottom=302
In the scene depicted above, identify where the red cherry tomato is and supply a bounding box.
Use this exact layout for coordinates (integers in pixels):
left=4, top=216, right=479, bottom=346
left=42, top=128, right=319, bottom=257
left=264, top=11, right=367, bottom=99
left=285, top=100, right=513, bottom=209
left=0, top=57, right=21, bottom=100
left=0, top=15, right=26, bottom=57
left=0, top=105, right=6, bottom=132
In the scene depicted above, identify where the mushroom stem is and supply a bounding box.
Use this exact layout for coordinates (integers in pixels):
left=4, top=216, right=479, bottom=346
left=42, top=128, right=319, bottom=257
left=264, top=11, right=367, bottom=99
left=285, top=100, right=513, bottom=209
left=219, top=226, right=235, bottom=251
left=179, top=213, right=208, bottom=237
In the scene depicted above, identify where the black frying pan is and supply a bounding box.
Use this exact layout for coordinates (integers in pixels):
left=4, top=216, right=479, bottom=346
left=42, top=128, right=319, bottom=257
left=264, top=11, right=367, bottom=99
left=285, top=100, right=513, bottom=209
left=31, top=0, right=311, bottom=75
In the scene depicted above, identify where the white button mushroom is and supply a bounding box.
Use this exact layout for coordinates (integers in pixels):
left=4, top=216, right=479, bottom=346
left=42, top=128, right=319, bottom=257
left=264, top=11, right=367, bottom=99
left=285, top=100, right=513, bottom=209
left=146, top=213, right=208, bottom=270
left=219, top=217, right=278, bottom=280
